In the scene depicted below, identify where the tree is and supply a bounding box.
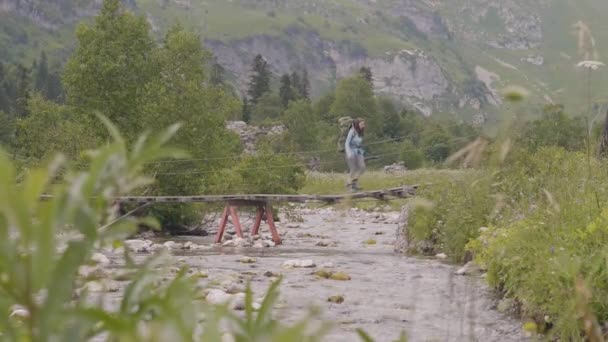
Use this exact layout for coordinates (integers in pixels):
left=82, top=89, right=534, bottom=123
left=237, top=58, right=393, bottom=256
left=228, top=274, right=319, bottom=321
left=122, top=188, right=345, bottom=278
left=279, top=74, right=295, bottom=108
left=252, top=93, right=282, bottom=123
left=283, top=100, right=319, bottom=151
left=242, top=96, right=251, bottom=123
left=516, top=104, right=586, bottom=153
left=247, top=54, right=271, bottom=104
left=359, top=66, right=373, bottom=84
left=330, top=75, right=380, bottom=136
left=421, top=124, right=451, bottom=163
left=210, top=59, right=225, bottom=86
left=33, top=51, right=49, bottom=97
left=299, top=68, right=310, bottom=100
left=378, top=96, right=402, bottom=139
left=15, top=94, right=97, bottom=160
left=14, top=63, right=30, bottom=118
left=314, top=93, right=334, bottom=123
left=139, top=25, right=241, bottom=226
left=290, top=72, right=301, bottom=98
left=400, top=139, right=424, bottom=169
left=0, top=63, right=11, bottom=113
left=0, top=111, right=14, bottom=146
left=63, top=0, right=154, bottom=134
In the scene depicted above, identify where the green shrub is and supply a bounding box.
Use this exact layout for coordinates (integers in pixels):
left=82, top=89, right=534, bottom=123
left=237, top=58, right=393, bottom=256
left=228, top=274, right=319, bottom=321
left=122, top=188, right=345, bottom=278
left=408, top=170, right=492, bottom=261
left=465, top=146, right=608, bottom=339
left=0, top=113, right=405, bottom=342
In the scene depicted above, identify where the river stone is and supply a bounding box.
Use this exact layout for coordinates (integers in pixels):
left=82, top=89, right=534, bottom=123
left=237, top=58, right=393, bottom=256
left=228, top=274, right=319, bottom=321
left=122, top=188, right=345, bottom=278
left=163, top=241, right=184, bottom=249
left=9, top=305, right=29, bottom=319
left=91, top=253, right=110, bottom=265
left=253, top=241, right=264, bottom=248
left=232, top=293, right=246, bottom=310
left=125, top=239, right=152, bottom=253
left=234, top=238, right=252, bottom=248
left=455, top=261, right=483, bottom=276
left=435, top=253, right=448, bottom=259
left=283, top=260, right=316, bottom=268
left=206, top=289, right=233, bottom=305
left=78, top=266, right=109, bottom=279
left=222, top=240, right=236, bottom=247
left=328, top=295, right=345, bottom=304
left=262, top=240, right=275, bottom=248
left=225, top=283, right=245, bottom=294
left=239, top=257, right=257, bottom=264
left=316, top=240, right=332, bottom=247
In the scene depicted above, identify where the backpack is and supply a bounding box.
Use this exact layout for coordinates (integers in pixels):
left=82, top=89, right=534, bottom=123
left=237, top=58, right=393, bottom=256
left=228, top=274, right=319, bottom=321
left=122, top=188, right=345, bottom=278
left=336, top=116, right=353, bottom=153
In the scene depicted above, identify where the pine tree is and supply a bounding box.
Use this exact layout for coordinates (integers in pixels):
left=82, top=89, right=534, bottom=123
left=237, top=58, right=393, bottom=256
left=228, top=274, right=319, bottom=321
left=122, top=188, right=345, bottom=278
left=299, top=68, right=310, bottom=100
left=14, top=64, right=30, bottom=118
left=242, top=96, right=251, bottom=123
left=0, top=63, right=10, bottom=113
left=359, top=66, right=373, bottom=84
left=246, top=54, right=271, bottom=104
left=290, top=72, right=301, bottom=98
left=210, top=60, right=225, bottom=86
left=279, top=74, right=294, bottom=108
left=34, top=51, right=49, bottom=97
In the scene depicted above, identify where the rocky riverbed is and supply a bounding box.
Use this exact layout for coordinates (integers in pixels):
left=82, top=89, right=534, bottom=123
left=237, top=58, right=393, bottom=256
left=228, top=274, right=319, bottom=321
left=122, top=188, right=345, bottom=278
left=85, top=206, right=527, bottom=342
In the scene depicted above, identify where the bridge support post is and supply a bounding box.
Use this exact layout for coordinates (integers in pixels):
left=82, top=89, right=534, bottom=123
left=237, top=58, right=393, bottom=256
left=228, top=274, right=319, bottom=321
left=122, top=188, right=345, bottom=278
left=214, top=205, right=244, bottom=244
left=215, top=201, right=282, bottom=245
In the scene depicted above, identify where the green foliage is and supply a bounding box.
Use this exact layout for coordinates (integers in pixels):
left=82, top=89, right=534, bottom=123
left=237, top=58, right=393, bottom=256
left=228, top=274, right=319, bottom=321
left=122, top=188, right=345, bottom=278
left=0, top=110, right=14, bottom=146
left=279, top=74, right=295, bottom=108
left=378, top=97, right=402, bottom=139
left=137, top=25, right=241, bottom=226
left=516, top=104, right=586, bottom=153
left=298, top=69, right=310, bottom=100
left=234, top=143, right=306, bottom=194
left=400, top=139, right=424, bottom=170
left=0, top=117, right=342, bottom=341
left=15, top=94, right=97, bottom=160
left=283, top=100, right=319, bottom=152
left=468, top=147, right=608, bottom=340
left=409, top=171, right=492, bottom=260
left=330, top=75, right=380, bottom=136
left=63, top=0, right=154, bottom=134
left=421, top=124, right=452, bottom=163
left=14, top=64, right=30, bottom=118
left=242, top=96, right=252, bottom=123
left=252, top=93, right=283, bottom=123
left=0, top=116, right=186, bottom=340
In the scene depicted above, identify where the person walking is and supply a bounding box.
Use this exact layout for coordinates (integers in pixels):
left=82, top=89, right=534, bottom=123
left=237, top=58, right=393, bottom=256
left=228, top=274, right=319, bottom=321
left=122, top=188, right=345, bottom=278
left=344, top=118, right=366, bottom=192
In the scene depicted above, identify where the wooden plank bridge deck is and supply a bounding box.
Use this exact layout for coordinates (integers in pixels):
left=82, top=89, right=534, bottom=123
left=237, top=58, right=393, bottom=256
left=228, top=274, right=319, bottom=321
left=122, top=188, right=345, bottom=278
left=41, top=186, right=418, bottom=246
left=92, top=185, right=418, bottom=204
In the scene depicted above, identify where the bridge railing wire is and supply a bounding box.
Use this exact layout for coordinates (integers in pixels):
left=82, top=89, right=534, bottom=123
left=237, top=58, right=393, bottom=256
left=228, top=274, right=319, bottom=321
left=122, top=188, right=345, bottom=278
left=152, top=133, right=480, bottom=175
left=4, top=121, right=479, bottom=167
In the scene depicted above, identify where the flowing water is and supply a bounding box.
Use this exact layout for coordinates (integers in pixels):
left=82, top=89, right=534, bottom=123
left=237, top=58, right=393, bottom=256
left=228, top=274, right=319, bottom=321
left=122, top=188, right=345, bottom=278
left=103, top=207, right=527, bottom=342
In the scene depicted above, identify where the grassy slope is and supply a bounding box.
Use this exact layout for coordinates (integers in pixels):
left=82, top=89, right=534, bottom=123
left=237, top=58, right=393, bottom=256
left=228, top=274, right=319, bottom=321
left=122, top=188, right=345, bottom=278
left=3, top=0, right=608, bottom=124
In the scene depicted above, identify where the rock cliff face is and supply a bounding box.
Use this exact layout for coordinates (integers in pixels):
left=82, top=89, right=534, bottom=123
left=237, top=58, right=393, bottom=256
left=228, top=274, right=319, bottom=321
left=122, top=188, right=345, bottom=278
left=208, top=33, right=452, bottom=117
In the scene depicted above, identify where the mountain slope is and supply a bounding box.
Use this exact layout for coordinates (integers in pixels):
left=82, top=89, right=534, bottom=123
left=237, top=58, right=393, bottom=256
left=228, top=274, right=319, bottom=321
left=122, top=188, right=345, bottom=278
left=1, top=0, right=607, bottom=127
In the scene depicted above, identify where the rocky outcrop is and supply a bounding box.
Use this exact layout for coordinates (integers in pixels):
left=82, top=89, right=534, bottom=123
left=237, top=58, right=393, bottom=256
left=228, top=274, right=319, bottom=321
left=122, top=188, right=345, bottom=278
left=443, top=0, right=544, bottom=50
left=225, top=121, right=286, bottom=154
